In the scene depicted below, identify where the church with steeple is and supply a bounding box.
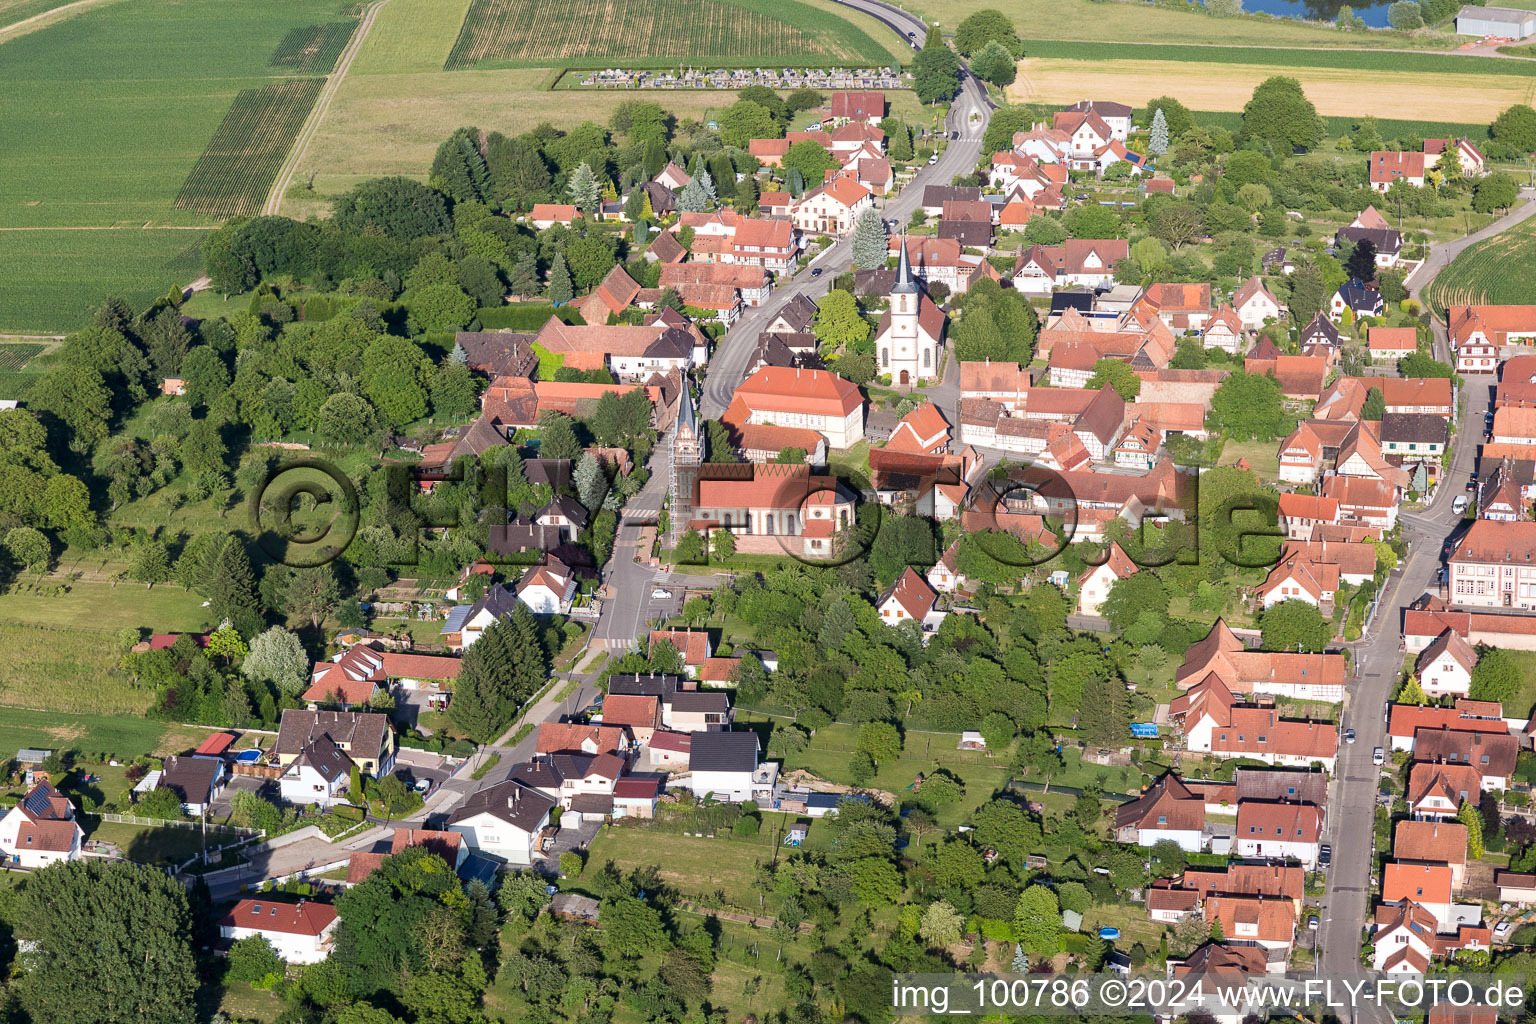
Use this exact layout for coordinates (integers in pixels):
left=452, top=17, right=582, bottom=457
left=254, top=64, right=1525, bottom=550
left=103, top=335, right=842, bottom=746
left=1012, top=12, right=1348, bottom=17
left=875, top=235, right=947, bottom=387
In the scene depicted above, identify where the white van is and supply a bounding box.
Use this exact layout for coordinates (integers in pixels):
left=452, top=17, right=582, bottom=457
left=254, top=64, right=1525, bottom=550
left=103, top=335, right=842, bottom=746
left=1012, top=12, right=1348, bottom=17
left=1453, top=495, right=1469, bottom=515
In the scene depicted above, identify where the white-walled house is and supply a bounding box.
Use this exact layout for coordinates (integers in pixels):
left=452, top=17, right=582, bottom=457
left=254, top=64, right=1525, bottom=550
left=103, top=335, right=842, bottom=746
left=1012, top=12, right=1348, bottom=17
left=219, top=899, right=339, bottom=964
left=447, top=779, right=555, bottom=866
left=1077, top=542, right=1137, bottom=617
left=1415, top=629, right=1477, bottom=699
left=688, top=731, right=760, bottom=802
left=0, top=782, right=83, bottom=868
left=278, top=736, right=353, bottom=809
left=1233, top=801, right=1323, bottom=869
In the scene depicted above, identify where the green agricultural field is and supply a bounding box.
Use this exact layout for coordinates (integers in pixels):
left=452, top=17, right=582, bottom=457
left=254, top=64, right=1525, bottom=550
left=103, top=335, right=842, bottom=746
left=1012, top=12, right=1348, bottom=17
left=444, top=0, right=897, bottom=68
left=0, top=342, right=44, bottom=370
left=1021, top=39, right=1536, bottom=76
left=176, top=78, right=326, bottom=217
left=0, top=230, right=208, bottom=335
left=0, top=705, right=182, bottom=759
left=0, top=0, right=341, bottom=331
left=1424, top=217, right=1536, bottom=316
left=912, top=0, right=1457, bottom=46
left=270, top=20, right=355, bottom=74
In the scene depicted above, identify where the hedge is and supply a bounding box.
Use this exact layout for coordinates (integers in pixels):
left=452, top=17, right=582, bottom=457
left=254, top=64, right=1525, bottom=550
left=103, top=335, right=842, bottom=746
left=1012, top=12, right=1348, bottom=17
left=476, top=302, right=586, bottom=330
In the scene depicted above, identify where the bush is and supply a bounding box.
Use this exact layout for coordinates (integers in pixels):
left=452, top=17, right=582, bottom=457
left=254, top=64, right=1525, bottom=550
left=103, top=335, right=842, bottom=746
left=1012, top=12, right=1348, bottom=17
left=226, top=935, right=285, bottom=985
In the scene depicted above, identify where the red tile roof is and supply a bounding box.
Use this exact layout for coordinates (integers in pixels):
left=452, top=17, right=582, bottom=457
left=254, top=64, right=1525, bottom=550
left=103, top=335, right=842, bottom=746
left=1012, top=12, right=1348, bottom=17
left=221, top=899, right=338, bottom=937
left=650, top=628, right=710, bottom=665
left=734, top=367, right=862, bottom=418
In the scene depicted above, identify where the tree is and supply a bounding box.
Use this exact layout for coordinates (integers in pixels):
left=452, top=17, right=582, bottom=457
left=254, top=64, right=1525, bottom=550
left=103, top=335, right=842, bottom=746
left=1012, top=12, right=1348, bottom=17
left=913, top=42, right=961, bottom=105
left=678, top=177, right=708, bottom=213
left=1491, top=104, right=1536, bottom=153
left=782, top=140, right=839, bottom=186
left=332, top=176, right=451, bottom=240
left=1362, top=386, right=1386, bottom=420
left=712, top=529, right=735, bottom=561
left=1153, top=201, right=1203, bottom=251
left=1013, top=885, right=1061, bottom=956
left=5, top=525, right=50, bottom=576
left=1471, top=646, right=1522, bottom=703
left=30, top=363, right=113, bottom=454
left=602, top=896, right=666, bottom=957
left=566, top=162, right=601, bottom=213
left=226, top=935, right=285, bottom=986
left=851, top=206, right=889, bottom=270
left=18, top=860, right=197, bottom=1024
left=1345, top=239, right=1378, bottom=283
left=919, top=900, right=964, bottom=948
left=1400, top=352, right=1456, bottom=378
left=574, top=452, right=609, bottom=511
left=448, top=608, right=548, bottom=742
left=1461, top=799, right=1486, bottom=859
left=1148, top=108, right=1169, bottom=156
left=857, top=721, right=903, bottom=765
left=1087, top=358, right=1140, bottom=400
left=719, top=100, right=780, bottom=149
left=1241, top=76, right=1323, bottom=151
left=125, top=541, right=170, bottom=588
left=498, top=871, right=553, bottom=920
left=1209, top=370, right=1290, bottom=441
left=1387, top=0, right=1423, bottom=27
left=1287, top=263, right=1327, bottom=326
left=209, top=536, right=261, bottom=637
left=1398, top=674, right=1430, bottom=706
left=1145, top=97, right=1194, bottom=137
left=847, top=856, right=903, bottom=906
left=971, top=40, right=1017, bottom=88
left=546, top=253, right=573, bottom=305
left=813, top=289, right=871, bottom=352
left=409, top=283, right=476, bottom=334
left=1474, top=172, right=1519, bottom=214
left=954, top=8, right=1020, bottom=55
left=1259, top=600, right=1331, bottom=653
left=243, top=626, right=309, bottom=696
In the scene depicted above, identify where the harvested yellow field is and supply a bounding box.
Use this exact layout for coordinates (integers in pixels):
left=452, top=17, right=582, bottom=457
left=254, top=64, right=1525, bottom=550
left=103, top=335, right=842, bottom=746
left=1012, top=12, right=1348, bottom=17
left=1010, top=58, right=1536, bottom=122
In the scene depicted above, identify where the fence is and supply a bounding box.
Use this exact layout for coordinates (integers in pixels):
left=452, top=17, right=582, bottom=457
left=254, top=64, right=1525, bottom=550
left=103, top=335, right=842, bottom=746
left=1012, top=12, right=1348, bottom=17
left=97, top=812, right=258, bottom=836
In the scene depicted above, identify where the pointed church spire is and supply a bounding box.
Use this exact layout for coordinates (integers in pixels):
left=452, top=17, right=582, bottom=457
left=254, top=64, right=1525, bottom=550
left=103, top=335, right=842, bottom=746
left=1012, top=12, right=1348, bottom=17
left=892, top=230, right=917, bottom=294
left=676, top=379, right=698, bottom=442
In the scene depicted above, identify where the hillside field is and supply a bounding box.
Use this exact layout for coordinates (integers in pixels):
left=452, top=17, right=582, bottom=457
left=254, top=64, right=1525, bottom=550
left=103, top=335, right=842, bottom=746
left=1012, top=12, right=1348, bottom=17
left=0, top=0, right=347, bottom=331
left=1009, top=57, right=1536, bottom=123
left=1424, top=217, right=1536, bottom=315
left=445, top=0, right=897, bottom=68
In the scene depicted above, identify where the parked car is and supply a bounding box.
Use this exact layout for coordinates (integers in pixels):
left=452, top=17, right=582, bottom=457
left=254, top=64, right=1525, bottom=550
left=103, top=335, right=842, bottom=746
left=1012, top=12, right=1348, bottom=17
left=1319, top=844, right=1332, bottom=866
left=1373, top=747, right=1385, bottom=766
left=1344, top=728, right=1356, bottom=744
left=651, top=588, right=672, bottom=599
left=811, top=267, right=823, bottom=277
left=1453, top=495, right=1469, bottom=515
left=1495, top=920, right=1514, bottom=940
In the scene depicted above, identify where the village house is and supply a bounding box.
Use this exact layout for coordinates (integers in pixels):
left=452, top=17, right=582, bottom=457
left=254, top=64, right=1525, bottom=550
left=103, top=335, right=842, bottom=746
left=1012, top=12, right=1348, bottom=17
left=1077, top=541, right=1137, bottom=617
left=1369, top=151, right=1426, bottom=192
left=1368, top=326, right=1418, bottom=362
left=830, top=89, right=884, bottom=125
left=447, top=780, right=556, bottom=865
left=275, top=709, right=395, bottom=777
left=528, top=203, right=579, bottom=229
left=1202, top=307, right=1244, bottom=354
left=1234, top=801, right=1324, bottom=869
left=1172, top=675, right=1339, bottom=771
left=725, top=367, right=864, bottom=449
left=0, top=781, right=83, bottom=868
left=648, top=629, right=713, bottom=679
left=688, top=463, right=857, bottom=559
left=1449, top=305, right=1536, bottom=372
left=1408, top=762, right=1485, bottom=819
left=537, top=721, right=628, bottom=757
left=278, top=735, right=353, bottom=809
left=792, top=175, right=873, bottom=236
left=877, top=567, right=938, bottom=628
left=1448, top=519, right=1536, bottom=609
left=1114, top=774, right=1207, bottom=852
left=1012, top=239, right=1129, bottom=294
left=1133, top=283, right=1212, bottom=332
left=515, top=557, right=578, bottom=616
left=687, top=731, right=761, bottom=802
left=1175, top=619, right=1347, bottom=702
left=1414, top=728, right=1518, bottom=790
left=156, top=755, right=225, bottom=815
left=1415, top=629, right=1478, bottom=698
left=533, top=316, right=699, bottom=376
left=1424, top=136, right=1487, bottom=177
left=219, top=900, right=339, bottom=964
left=1395, top=819, right=1469, bottom=889
left=1330, top=278, right=1385, bottom=321
left=1386, top=698, right=1507, bottom=750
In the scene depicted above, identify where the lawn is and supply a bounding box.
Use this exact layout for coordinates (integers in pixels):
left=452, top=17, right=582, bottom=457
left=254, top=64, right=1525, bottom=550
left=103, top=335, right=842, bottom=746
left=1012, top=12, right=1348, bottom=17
left=1219, top=436, right=1282, bottom=481
left=0, top=625, right=159, bottom=716
left=86, top=818, right=209, bottom=864
left=1424, top=216, right=1536, bottom=317
left=0, top=708, right=186, bottom=761
left=578, top=824, right=789, bottom=911
left=1010, top=56, right=1535, bottom=123
left=1499, top=650, right=1536, bottom=721
left=444, top=0, right=897, bottom=69
left=0, top=0, right=339, bottom=331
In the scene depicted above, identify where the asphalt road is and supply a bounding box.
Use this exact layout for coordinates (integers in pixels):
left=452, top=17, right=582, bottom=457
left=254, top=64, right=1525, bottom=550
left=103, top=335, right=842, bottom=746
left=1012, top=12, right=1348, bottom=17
left=700, top=33, right=993, bottom=416
left=1314, top=368, right=1490, bottom=1001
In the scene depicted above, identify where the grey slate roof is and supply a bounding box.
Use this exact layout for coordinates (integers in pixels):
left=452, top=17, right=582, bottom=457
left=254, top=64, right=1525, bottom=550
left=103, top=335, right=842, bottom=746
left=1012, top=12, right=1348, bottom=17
left=689, top=731, right=758, bottom=772
left=449, top=779, right=555, bottom=831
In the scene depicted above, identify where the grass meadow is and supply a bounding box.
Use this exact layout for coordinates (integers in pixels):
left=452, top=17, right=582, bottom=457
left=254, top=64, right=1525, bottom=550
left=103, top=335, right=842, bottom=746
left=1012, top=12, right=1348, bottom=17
left=1020, top=39, right=1536, bottom=76
left=1424, top=217, right=1536, bottom=316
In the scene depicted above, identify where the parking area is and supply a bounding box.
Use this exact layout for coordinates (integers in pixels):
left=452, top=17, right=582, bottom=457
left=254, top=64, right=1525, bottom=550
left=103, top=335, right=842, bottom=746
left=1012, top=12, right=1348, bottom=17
left=209, top=774, right=277, bottom=819
left=391, top=749, right=454, bottom=797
